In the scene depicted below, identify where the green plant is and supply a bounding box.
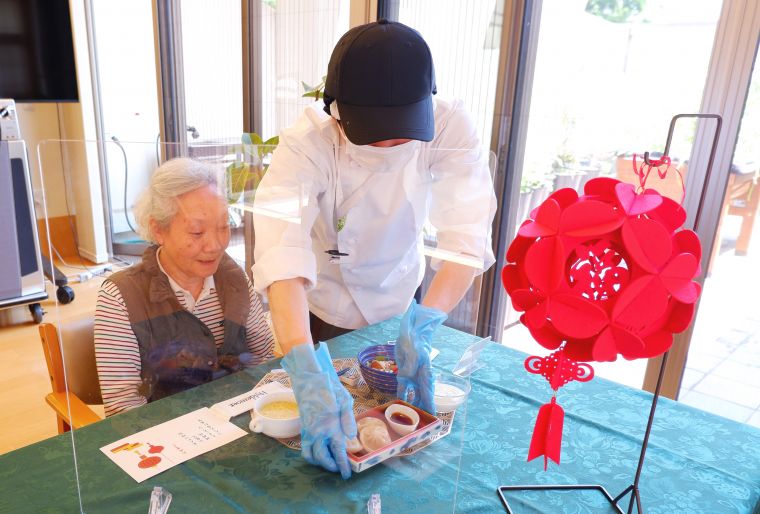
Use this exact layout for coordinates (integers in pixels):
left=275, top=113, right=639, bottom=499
left=226, top=133, right=279, bottom=203
left=301, top=76, right=326, bottom=101
left=585, top=0, right=646, bottom=23
left=225, top=77, right=326, bottom=204
left=551, top=112, right=578, bottom=174
left=520, top=177, right=548, bottom=194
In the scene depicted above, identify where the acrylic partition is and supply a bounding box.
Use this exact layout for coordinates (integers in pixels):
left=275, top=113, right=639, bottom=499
left=39, top=139, right=497, bottom=512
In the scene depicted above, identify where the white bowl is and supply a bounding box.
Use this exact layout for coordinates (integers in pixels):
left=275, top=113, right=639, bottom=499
left=249, top=391, right=301, bottom=439
left=434, top=372, right=471, bottom=413
left=384, top=403, right=420, bottom=436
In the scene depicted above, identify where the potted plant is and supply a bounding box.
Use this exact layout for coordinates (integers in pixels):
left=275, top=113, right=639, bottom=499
left=225, top=77, right=326, bottom=206
left=226, top=132, right=279, bottom=206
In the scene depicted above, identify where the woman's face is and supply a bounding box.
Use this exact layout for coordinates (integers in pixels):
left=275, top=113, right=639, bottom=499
left=153, top=185, right=231, bottom=284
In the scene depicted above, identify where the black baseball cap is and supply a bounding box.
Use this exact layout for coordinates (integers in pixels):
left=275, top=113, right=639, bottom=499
left=324, top=19, right=437, bottom=145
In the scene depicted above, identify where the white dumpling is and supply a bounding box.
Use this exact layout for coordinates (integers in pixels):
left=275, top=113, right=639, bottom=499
left=346, top=437, right=363, bottom=453
left=359, top=424, right=392, bottom=452
left=357, top=416, right=386, bottom=431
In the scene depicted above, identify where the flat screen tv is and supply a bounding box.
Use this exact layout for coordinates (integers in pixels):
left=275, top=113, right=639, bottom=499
left=0, top=0, right=79, bottom=102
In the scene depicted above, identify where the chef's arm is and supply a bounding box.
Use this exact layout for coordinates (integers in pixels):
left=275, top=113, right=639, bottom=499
left=421, top=261, right=478, bottom=314
left=268, top=278, right=313, bottom=355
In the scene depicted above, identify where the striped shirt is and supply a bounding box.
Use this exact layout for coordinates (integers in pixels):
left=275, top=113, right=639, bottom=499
left=94, top=274, right=274, bottom=417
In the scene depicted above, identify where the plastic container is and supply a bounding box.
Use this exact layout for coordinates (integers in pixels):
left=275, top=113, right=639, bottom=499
left=434, top=372, right=471, bottom=413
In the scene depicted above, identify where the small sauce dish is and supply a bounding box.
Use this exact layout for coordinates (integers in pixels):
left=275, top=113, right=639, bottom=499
left=384, top=403, right=420, bottom=436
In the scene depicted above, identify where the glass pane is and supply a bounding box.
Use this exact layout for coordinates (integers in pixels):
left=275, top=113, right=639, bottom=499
left=38, top=141, right=473, bottom=510
left=180, top=0, right=243, bottom=140
left=679, top=47, right=760, bottom=426
left=503, top=0, right=722, bottom=388
left=257, top=0, right=350, bottom=137
left=248, top=144, right=498, bottom=335
left=90, top=0, right=162, bottom=260
left=396, top=0, right=502, bottom=146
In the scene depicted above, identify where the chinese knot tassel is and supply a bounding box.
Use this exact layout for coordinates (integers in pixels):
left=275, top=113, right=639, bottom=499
left=527, top=396, right=564, bottom=470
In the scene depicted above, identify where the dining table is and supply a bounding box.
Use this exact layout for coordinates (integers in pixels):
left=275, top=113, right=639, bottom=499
left=1, top=317, right=758, bottom=513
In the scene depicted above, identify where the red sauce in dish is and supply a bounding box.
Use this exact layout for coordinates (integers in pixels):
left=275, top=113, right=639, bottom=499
left=390, top=412, right=414, bottom=425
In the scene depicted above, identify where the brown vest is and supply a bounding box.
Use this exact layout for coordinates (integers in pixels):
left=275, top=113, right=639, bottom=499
left=108, top=246, right=250, bottom=401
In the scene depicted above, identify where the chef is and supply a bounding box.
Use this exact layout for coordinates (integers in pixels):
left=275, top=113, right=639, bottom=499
left=252, top=19, right=496, bottom=479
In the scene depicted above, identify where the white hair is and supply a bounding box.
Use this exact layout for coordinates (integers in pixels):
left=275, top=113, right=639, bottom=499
left=133, top=157, right=222, bottom=243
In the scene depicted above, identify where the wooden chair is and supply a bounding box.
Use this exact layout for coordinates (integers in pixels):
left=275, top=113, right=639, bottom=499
left=38, top=317, right=103, bottom=433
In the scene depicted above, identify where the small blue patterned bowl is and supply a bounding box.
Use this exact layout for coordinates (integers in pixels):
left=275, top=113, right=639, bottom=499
left=358, top=344, right=398, bottom=395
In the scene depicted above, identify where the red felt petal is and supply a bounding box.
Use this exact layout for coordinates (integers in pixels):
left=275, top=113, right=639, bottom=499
left=548, top=293, right=608, bottom=339
left=648, top=196, right=687, bottom=233
left=660, top=253, right=701, bottom=303
left=510, top=288, right=541, bottom=311
left=666, top=301, right=696, bottom=333
left=525, top=300, right=549, bottom=329
left=546, top=188, right=579, bottom=209
left=502, top=264, right=527, bottom=293
left=507, top=225, right=533, bottom=262
left=639, top=331, right=674, bottom=358
left=525, top=237, right=566, bottom=293
left=621, top=217, right=673, bottom=272
left=559, top=200, right=625, bottom=238
left=563, top=340, right=595, bottom=361
left=672, top=230, right=702, bottom=269
left=612, top=275, right=669, bottom=333
left=519, top=199, right=561, bottom=238
left=608, top=325, right=646, bottom=360
left=527, top=320, right=565, bottom=350
left=591, top=327, right=619, bottom=362
left=583, top=177, right=620, bottom=201
left=615, top=182, right=663, bottom=215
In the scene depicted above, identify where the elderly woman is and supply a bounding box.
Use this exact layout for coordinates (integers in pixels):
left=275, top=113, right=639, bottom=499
left=94, top=158, right=274, bottom=416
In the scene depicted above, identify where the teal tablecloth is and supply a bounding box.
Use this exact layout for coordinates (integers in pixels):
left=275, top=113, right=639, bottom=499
left=1, top=318, right=759, bottom=513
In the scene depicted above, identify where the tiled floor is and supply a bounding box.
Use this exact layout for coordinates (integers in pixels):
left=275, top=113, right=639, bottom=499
left=677, top=214, right=760, bottom=427
left=502, top=213, right=760, bottom=428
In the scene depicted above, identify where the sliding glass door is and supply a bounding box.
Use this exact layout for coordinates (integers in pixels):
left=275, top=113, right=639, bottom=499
left=676, top=42, right=760, bottom=424
left=499, top=0, right=723, bottom=388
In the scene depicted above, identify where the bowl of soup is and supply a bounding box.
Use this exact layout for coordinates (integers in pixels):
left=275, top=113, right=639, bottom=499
left=249, top=391, right=301, bottom=439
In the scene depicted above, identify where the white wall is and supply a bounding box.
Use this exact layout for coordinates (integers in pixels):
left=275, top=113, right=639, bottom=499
left=15, top=103, right=67, bottom=219
left=91, top=0, right=160, bottom=235
left=64, top=0, right=108, bottom=263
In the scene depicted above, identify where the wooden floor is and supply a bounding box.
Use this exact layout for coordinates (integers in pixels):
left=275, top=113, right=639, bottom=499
left=0, top=259, right=109, bottom=455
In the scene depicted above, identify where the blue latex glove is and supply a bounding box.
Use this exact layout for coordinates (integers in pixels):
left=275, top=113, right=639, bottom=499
left=281, top=343, right=357, bottom=479
left=396, top=301, right=447, bottom=414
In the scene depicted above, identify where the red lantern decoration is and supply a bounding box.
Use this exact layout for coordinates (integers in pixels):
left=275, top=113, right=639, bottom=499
left=502, top=164, right=702, bottom=469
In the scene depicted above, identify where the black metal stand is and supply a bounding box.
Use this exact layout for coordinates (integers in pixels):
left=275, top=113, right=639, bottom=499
left=497, top=351, right=668, bottom=514
left=497, top=114, right=722, bottom=513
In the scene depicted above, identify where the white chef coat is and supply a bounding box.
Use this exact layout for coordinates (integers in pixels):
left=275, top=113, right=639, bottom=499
left=252, top=97, right=496, bottom=329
